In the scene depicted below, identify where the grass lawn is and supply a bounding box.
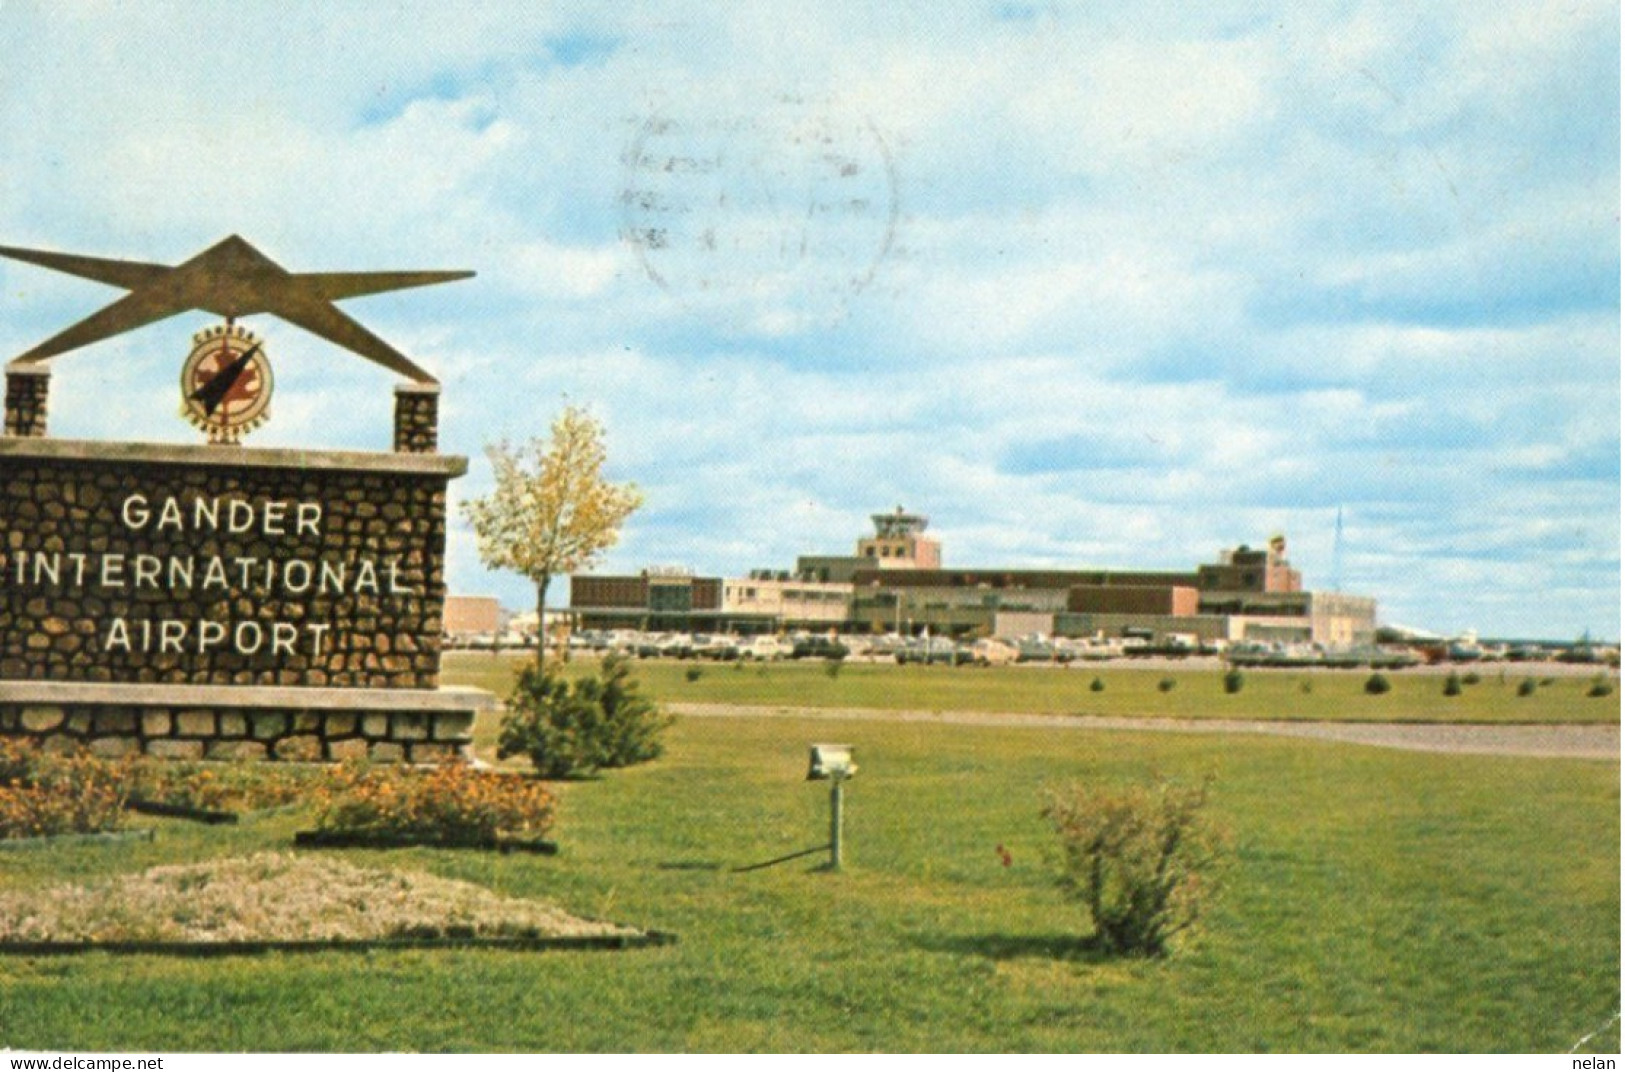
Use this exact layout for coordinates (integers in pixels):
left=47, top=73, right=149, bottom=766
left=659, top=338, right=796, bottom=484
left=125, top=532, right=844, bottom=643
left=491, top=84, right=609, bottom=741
left=0, top=711, right=1616, bottom=1052
left=446, top=651, right=1622, bottom=725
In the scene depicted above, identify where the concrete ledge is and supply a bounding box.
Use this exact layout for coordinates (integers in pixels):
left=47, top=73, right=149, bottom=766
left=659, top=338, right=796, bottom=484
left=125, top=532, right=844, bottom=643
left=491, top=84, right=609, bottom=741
left=0, top=681, right=495, bottom=712
left=0, top=437, right=467, bottom=477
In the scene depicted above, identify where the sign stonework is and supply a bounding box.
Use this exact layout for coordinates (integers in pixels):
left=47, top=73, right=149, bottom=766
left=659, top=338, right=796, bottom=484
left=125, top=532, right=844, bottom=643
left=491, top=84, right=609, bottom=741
left=0, top=430, right=489, bottom=762
left=0, top=235, right=484, bottom=761
left=2, top=441, right=454, bottom=686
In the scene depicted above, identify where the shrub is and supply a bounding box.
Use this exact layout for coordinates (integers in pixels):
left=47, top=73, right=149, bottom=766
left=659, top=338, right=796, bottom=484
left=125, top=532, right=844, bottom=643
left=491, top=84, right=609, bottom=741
left=1516, top=678, right=1537, bottom=697
left=128, top=762, right=313, bottom=812
left=1299, top=679, right=1314, bottom=695
left=1443, top=672, right=1463, bottom=697
left=1462, top=671, right=1481, bottom=686
left=1042, top=776, right=1225, bottom=957
left=1365, top=673, right=1391, bottom=695
left=1157, top=678, right=1177, bottom=693
left=314, top=762, right=555, bottom=842
left=499, top=654, right=673, bottom=779
left=1222, top=668, right=1244, bottom=694
left=0, top=739, right=129, bottom=840
left=824, top=658, right=843, bottom=680
left=684, top=666, right=703, bottom=683
left=1587, top=675, right=1614, bottom=699
left=1089, top=677, right=1105, bottom=693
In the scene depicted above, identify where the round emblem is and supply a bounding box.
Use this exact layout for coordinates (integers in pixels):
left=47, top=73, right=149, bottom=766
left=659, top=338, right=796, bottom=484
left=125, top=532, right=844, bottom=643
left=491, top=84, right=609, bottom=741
left=180, top=323, right=273, bottom=443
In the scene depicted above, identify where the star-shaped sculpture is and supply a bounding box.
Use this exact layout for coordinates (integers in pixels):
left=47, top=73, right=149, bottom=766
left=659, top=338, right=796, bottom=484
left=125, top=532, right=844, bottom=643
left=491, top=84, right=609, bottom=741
left=0, top=234, right=472, bottom=383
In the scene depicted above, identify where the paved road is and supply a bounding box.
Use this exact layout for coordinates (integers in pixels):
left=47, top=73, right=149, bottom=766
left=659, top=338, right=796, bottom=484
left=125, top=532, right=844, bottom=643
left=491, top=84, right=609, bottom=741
left=669, top=703, right=1620, bottom=761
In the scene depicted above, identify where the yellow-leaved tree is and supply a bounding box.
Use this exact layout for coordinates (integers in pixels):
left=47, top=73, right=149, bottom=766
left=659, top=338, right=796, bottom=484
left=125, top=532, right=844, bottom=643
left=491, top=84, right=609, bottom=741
left=462, top=406, right=643, bottom=667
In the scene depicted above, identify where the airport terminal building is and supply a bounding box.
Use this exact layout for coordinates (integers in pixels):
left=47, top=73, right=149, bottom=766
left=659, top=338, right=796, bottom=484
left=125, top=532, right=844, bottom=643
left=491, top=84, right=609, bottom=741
left=568, top=507, right=1377, bottom=647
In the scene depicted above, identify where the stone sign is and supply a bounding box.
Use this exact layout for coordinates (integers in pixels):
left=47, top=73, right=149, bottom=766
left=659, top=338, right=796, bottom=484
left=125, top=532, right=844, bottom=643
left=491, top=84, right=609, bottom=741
left=0, top=236, right=487, bottom=761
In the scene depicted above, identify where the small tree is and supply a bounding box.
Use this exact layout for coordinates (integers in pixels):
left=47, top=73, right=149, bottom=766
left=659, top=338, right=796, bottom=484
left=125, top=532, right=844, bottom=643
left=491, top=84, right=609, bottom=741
left=498, top=654, right=672, bottom=779
left=462, top=407, right=643, bottom=668
left=1042, top=776, right=1225, bottom=957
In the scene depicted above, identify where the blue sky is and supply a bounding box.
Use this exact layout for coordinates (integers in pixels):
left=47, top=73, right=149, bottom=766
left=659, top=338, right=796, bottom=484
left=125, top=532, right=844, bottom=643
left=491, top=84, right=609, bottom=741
left=0, top=2, right=1616, bottom=640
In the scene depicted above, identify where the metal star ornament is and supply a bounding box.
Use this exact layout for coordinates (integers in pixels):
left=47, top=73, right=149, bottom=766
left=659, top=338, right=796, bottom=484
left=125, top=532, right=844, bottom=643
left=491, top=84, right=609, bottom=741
left=0, top=234, right=472, bottom=384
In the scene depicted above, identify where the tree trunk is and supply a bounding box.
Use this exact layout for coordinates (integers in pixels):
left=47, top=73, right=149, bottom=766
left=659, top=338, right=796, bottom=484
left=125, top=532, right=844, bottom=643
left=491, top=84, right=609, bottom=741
left=535, top=575, right=551, bottom=670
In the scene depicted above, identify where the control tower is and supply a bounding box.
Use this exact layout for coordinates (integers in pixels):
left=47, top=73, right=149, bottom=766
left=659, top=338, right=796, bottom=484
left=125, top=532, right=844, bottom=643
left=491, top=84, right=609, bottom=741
left=856, top=505, right=942, bottom=569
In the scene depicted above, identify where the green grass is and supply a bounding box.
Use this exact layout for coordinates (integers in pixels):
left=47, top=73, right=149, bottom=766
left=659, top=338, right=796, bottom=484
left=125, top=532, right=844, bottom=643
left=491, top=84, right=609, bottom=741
left=447, top=652, right=1621, bottom=725
left=0, top=712, right=1616, bottom=1052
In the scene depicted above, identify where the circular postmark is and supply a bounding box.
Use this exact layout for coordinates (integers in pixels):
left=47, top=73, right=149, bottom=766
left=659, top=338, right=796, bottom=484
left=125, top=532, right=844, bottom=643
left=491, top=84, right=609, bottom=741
left=620, top=97, right=899, bottom=332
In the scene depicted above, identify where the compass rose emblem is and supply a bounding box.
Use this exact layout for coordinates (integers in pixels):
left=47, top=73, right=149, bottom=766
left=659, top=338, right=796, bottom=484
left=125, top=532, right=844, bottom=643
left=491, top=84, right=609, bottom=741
left=180, top=322, right=273, bottom=443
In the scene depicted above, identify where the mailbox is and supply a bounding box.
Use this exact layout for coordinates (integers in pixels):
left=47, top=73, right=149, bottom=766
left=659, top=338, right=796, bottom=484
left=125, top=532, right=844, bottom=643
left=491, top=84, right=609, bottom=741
left=807, top=743, right=856, bottom=781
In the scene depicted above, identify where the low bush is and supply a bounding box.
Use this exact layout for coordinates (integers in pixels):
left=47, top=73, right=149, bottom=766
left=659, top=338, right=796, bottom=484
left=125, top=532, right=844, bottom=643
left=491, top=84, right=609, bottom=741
left=1517, top=678, right=1538, bottom=697
left=1462, top=671, right=1481, bottom=686
left=824, top=659, right=843, bottom=680
left=314, top=762, right=555, bottom=842
left=1586, top=675, right=1614, bottom=699
left=684, top=666, right=704, bottom=683
left=1222, top=668, right=1244, bottom=694
left=1157, top=678, right=1177, bottom=693
left=499, top=654, right=673, bottom=779
left=1365, top=673, right=1392, bottom=695
left=0, top=739, right=129, bottom=840
left=1042, top=776, right=1226, bottom=957
left=1089, top=677, right=1105, bottom=693
left=1443, top=672, right=1463, bottom=697
left=1299, top=679, right=1314, bottom=695
left=129, top=762, right=314, bottom=813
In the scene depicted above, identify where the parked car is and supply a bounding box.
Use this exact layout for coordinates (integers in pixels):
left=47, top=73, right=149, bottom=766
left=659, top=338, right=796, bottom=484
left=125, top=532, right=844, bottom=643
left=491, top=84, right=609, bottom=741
left=1014, top=635, right=1072, bottom=663
left=738, top=635, right=792, bottom=661
left=896, top=637, right=968, bottom=666
left=792, top=635, right=849, bottom=660
left=968, top=637, right=1018, bottom=667
left=692, top=634, right=745, bottom=660
left=866, top=634, right=906, bottom=657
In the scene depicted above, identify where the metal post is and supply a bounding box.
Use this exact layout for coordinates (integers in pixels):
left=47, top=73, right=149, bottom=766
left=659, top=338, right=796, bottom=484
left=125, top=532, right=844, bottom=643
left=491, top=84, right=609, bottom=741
left=829, top=775, right=845, bottom=871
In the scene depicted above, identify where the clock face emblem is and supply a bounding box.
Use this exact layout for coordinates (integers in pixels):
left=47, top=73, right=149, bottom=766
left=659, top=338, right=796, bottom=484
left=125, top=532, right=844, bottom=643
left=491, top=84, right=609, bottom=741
left=180, top=322, right=273, bottom=443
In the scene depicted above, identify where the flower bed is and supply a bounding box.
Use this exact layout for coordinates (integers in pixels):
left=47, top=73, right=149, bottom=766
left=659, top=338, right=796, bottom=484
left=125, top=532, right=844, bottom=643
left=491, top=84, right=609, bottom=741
left=126, top=762, right=319, bottom=824
left=0, top=739, right=129, bottom=840
left=305, top=762, right=556, bottom=849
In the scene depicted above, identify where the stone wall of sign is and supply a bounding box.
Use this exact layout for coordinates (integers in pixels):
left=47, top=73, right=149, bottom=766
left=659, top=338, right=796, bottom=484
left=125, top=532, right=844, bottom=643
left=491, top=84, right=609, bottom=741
left=0, top=440, right=464, bottom=689
left=0, top=700, right=474, bottom=762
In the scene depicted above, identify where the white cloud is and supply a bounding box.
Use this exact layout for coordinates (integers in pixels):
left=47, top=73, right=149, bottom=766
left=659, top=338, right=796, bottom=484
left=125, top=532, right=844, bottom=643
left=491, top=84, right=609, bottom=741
left=0, top=1, right=1614, bottom=638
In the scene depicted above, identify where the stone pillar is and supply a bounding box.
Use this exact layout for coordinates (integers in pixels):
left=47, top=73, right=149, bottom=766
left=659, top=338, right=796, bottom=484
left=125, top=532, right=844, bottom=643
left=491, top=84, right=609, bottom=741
left=4, top=365, right=49, bottom=438
left=393, top=383, right=440, bottom=454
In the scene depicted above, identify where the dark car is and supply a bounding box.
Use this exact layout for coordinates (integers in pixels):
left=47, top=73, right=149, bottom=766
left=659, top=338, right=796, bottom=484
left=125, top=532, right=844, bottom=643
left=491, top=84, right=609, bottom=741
left=792, top=636, right=849, bottom=660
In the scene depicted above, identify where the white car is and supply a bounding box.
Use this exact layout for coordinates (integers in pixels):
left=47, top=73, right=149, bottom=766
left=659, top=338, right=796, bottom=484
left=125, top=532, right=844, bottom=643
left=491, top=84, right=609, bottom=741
left=968, top=637, right=1019, bottom=667
left=738, top=635, right=792, bottom=661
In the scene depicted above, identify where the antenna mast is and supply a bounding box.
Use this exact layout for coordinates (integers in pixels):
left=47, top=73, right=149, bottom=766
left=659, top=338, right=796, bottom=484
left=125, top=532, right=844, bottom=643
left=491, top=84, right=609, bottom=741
left=1333, top=506, right=1344, bottom=593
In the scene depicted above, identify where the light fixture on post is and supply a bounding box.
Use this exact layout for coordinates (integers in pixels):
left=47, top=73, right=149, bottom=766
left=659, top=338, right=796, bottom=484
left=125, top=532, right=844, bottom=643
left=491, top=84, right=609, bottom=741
left=807, top=743, right=857, bottom=871
left=731, top=743, right=859, bottom=875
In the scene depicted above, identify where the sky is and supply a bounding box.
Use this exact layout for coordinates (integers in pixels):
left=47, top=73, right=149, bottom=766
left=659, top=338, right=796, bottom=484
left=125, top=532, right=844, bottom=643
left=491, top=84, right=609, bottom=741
left=0, top=1, right=1616, bottom=641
